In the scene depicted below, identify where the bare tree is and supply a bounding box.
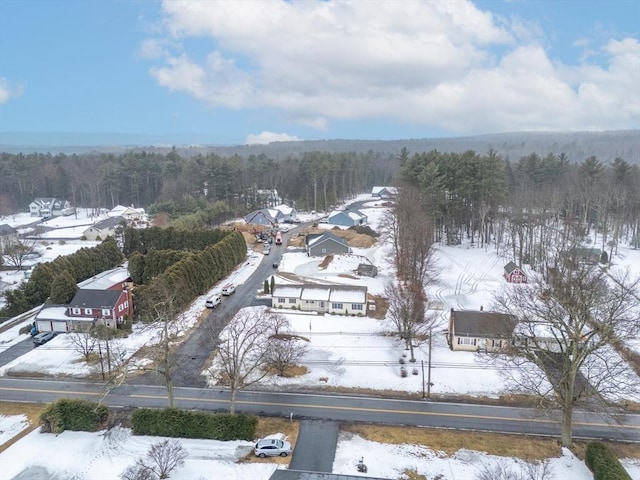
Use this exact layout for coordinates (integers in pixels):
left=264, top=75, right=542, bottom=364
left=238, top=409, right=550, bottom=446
left=381, top=185, right=436, bottom=285
left=68, top=323, right=98, bottom=361
left=475, top=461, right=524, bottom=480
left=2, top=240, right=36, bottom=269
left=266, top=336, right=309, bottom=376
left=385, top=282, right=436, bottom=362
left=491, top=252, right=640, bottom=447
left=210, top=308, right=280, bottom=414
left=122, top=439, right=186, bottom=480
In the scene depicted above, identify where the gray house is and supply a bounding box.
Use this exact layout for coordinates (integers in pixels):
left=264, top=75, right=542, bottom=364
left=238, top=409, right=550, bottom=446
left=371, top=186, right=397, bottom=198
left=327, top=209, right=367, bottom=227
left=0, top=224, right=19, bottom=254
left=244, top=208, right=283, bottom=226
left=306, top=232, right=350, bottom=257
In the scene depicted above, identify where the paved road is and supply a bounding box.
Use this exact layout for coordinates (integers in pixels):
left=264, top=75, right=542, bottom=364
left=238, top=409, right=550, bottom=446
left=1, top=378, right=638, bottom=443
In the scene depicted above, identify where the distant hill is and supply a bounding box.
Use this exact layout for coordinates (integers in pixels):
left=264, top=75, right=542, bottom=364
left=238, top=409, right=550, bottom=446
left=2, top=130, right=639, bottom=164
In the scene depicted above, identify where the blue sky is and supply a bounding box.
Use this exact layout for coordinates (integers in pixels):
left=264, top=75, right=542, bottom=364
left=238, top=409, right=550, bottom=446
left=1, top=0, right=638, bottom=146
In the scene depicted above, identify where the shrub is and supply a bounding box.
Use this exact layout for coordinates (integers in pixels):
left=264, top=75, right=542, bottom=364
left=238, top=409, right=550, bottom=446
left=40, top=399, right=109, bottom=433
left=131, top=408, right=257, bottom=441
left=585, top=441, right=632, bottom=480
left=400, top=367, right=408, bottom=377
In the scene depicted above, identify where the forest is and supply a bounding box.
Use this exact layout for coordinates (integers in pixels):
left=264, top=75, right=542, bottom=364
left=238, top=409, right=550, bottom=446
left=1, top=147, right=639, bottom=265
left=0, top=150, right=396, bottom=217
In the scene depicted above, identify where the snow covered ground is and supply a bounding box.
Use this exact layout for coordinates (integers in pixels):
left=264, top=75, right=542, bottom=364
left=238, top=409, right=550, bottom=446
left=1, top=196, right=639, bottom=479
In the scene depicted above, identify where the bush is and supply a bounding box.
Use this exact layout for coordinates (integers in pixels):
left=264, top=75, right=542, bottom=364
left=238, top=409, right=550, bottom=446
left=585, top=441, right=632, bottom=480
left=40, top=399, right=109, bottom=433
left=131, top=408, right=258, bottom=441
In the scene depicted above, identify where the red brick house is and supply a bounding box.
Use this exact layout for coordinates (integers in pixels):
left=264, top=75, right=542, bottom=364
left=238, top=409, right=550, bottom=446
left=504, top=261, right=528, bottom=284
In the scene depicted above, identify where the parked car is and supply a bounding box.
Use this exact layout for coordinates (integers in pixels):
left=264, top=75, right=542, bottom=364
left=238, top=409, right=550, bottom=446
left=280, top=226, right=289, bottom=233
left=205, top=295, right=221, bottom=308
left=33, top=331, right=56, bottom=346
left=254, top=438, right=291, bottom=458
left=263, top=246, right=271, bottom=255
left=272, top=261, right=279, bottom=268
left=221, top=284, right=236, bottom=296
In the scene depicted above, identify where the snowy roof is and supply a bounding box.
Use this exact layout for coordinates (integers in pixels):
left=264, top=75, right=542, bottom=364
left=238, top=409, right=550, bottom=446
left=86, top=216, right=125, bottom=231
left=273, top=204, right=294, bottom=215
left=273, top=283, right=367, bottom=303
left=0, top=224, right=18, bottom=235
left=328, top=209, right=366, bottom=221
left=77, top=266, right=130, bottom=290
left=329, top=286, right=367, bottom=303
left=300, top=288, right=331, bottom=301
left=35, top=305, right=70, bottom=321
left=272, top=286, right=303, bottom=298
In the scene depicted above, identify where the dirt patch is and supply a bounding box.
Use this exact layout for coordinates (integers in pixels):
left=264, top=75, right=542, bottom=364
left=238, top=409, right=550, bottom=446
left=318, top=255, right=334, bottom=269
left=290, top=227, right=377, bottom=249
left=367, top=293, right=388, bottom=320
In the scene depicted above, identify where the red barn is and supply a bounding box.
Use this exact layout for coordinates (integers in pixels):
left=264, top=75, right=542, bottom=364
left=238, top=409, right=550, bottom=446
left=504, top=261, right=527, bottom=284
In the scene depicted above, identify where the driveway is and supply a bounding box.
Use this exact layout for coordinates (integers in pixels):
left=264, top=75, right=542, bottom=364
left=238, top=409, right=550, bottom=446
left=289, top=420, right=339, bottom=472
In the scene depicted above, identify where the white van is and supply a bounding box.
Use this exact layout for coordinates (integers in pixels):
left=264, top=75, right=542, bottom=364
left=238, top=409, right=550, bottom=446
left=221, top=284, right=236, bottom=296
left=205, top=295, right=221, bottom=308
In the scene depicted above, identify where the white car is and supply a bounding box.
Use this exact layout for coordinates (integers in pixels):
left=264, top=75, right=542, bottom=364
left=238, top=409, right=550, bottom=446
left=254, top=438, right=291, bottom=458
left=205, top=295, right=221, bottom=308
left=221, top=284, right=236, bottom=295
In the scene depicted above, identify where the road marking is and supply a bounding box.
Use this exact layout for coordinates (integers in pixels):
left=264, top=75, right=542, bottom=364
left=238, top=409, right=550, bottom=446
left=0, top=386, right=102, bottom=396
left=126, top=394, right=638, bottom=430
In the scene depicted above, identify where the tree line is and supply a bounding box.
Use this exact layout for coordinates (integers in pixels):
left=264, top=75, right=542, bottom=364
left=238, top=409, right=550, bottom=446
left=0, top=149, right=396, bottom=217
left=399, top=149, right=640, bottom=266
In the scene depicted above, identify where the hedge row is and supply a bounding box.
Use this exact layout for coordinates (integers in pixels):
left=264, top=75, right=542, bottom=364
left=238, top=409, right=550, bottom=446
left=133, top=231, right=246, bottom=320
left=123, top=226, right=230, bottom=256
left=39, top=399, right=110, bottom=434
left=132, top=408, right=257, bottom=441
left=585, top=442, right=632, bottom=480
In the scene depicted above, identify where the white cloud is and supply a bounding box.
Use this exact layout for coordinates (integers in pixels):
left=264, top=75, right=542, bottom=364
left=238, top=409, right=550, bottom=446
left=0, top=77, right=24, bottom=104
left=143, top=0, right=640, bottom=133
left=245, top=131, right=302, bottom=145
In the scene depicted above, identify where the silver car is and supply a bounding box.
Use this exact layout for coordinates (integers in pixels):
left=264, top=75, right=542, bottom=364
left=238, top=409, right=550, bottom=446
left=33, top=331, right=57, bottom=346
left=254, top=438, right=291, bottom=458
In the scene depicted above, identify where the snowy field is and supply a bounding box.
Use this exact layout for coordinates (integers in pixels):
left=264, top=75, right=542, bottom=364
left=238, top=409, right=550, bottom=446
left=1, top=195, right=639, bottom=479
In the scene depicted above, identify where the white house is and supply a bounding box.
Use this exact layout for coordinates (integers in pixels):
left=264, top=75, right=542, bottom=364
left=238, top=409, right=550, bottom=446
left=83, top=216, right=125, bottom=241
left=108, top=205, right=146, bottom=222
left=272, top=284, right=367, bottom=315
left=273, top=204, right=297, bottom=223
left=29, top=198, right=71, bottom=217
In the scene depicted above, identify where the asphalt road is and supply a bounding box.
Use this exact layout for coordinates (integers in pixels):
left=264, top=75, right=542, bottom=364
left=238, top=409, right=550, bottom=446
left=1, top=378, right=638, bottom=443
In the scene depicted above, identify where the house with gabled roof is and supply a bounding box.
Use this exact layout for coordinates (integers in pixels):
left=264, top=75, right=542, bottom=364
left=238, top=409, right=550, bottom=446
left=447, top=308, right=517, bottom=352
left=327, top=209, right=367, bottom=227
left=371, top=186, right=397, bottom=198
left=504, top=261, right=528, bottom=284
left=244, top=208, right=283, bottom=226
left=272, top=284, right=367, bottom=315
left=108, top=205, right=146, bottom=221
left=29, top=198, right=71, bottom=218
left=273, top=204, right=297, bottom=223
left=306, top=232, right=350, bottom=257
left=83, top=216, right=126, bottom=241
left=35, top=286, right=131, bottom=332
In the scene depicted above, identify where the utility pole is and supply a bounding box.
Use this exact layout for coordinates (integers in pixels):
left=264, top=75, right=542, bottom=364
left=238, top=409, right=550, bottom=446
left=421, top=360, right=426, bottom=399
left=427, top=327, right=433, bottom=399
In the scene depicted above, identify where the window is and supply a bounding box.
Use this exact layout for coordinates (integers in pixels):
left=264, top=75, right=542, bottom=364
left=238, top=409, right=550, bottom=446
left=351, top=304, right=363, bottom=311
left=84, top=308, right=92, bottom=315
left=288, top=298, right=297, bottom=304
left=102, top=309, right=111, bottom=316
left=305, top=300, right=314, bottom=304
left=492, top=339, right=503, bottom=348
left=277, top=298, right=285, bottom=303
left=457, top=337, right=476, bottom=346
left=72, top=308, right=80, bottom=315
left=332, top=303, right=343, bottom=310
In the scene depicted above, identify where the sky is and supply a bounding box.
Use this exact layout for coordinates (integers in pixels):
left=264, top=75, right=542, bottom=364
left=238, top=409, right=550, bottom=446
left=0, top=0, right=639, bottom=146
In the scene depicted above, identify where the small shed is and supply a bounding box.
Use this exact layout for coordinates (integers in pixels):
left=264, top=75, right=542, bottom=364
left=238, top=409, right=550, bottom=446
left=504, top=261, right=527, bottom=284
left=357, top=263, right=378, bottom=278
